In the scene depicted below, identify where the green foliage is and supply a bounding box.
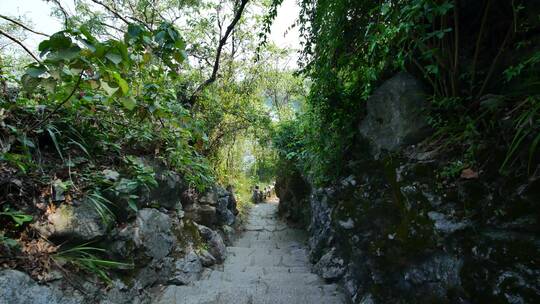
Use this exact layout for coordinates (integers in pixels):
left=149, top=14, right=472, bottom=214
left=0, top=232, right=19, bottom=248
left=271, top=0, right=540, bottom=184
left=53, top=243, right=133, bottom=284
left=439, top=160, right=466, bottom=179
left=86, top=190, right=116, bottom=225
left=0, top=207, right=33, bottom=226
left=500, top=97, right=540, bottom=174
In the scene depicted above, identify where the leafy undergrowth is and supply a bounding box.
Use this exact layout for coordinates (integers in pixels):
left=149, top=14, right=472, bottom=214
left=0, top=22, right=215, bottom=283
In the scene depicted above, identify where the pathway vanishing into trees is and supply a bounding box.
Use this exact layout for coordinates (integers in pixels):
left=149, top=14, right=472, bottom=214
left=153, top=199, right=347, bottom=304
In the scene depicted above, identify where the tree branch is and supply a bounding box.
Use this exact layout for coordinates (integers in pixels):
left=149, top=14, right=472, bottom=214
left=28, top=72, right=84, bottom=132
left=0, top=15, right=49, bottom=37
left=188, top=0, right=250, bottom=106
left=0, top=29, right=41, bottom=64
left=48, top=0, right=70, bottom=27
left=89, top=0, right=131, bottom=25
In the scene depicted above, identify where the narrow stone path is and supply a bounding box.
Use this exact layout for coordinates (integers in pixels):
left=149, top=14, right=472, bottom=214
left=153, top=199, right=347, bottom=304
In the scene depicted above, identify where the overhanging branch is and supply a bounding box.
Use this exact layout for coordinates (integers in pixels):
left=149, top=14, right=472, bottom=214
left=0, top=29, right=41, bottom=64
left=0, top=15, right=49, bottom=37
left=188, top=0, right=250, bottom=106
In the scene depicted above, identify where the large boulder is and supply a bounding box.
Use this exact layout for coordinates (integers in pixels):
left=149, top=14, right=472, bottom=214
left=196, top=224, right=226, bottom=263
left=275, top=167, right=311, bottom=226
left=134, top=257, right=175, bottom=288
left=197, top=249, right=217, bottom=267
left=359, top=72, right=430, bottom=155
left=148, top=170, right=184, bottom=210
left=308, top=188, right=335, bottom=261
left=313, top=247, right=346, bottom=281
left=401, top=254, right=463, bottom=298
left=32, top=201, right=107, bottom=241
left=216, top=196, right=235, bottom=226
left=0, top=269, right=80, bottom=304
left=168, top=251, right=203, bottom=285
left=136, top=159, right=186, bottom=210
left=183, top=203, right=217, bottom=228
left=189, top=186, right=237, bottom=227
left=133, top=208, right=175, bottom=260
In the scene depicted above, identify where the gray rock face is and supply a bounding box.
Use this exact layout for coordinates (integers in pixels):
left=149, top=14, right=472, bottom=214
left=275, top=168, right=311, bottom=226
left=133, top=208, right=175, bottom=260
left=403, top=255, right=463, bottom=298
left=198, top=190, right=218, bottom=206
left=197, top=224, right=227, bottom=263
left=135, top=257, right=175, bottom=288
left=149, top=170, right=184, bottom=210
left=0, top=270, right=79, bottom=304
left=152, top=203, right=347, bottom=304
left=359, top=72, right=430, bottom=154
left=197, top=249, right=217, bottom=267
left=168, top=251, right=203, bottom=285
left=428, top=211, right=471, bottom=234
left=220, top=225, right=236, bottom=245
left=314, top=248, right=346, bottom=281
left=32, top=202, right=107, bottom=241
left=197, top=204, right=217, bottom=227
left=136, top=159, right=186, bottom=210
left=308, top=189, right=334, bottom=261
left=109, top=225, right=136, bottom=259
left=216, top=196, right=236, bottom=226
left=101, top=279, right=150, bottom=304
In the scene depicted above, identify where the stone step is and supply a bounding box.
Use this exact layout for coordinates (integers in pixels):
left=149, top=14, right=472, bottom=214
left=151, top=202, right=348, bottom=304
left=153, top=284, right=346, bottom=304
left=204, top=269, right=322, bottom=285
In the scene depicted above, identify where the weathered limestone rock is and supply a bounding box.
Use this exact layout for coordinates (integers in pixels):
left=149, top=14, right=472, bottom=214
left=0, top=270, right=80, bottom=304
left=314, top=248, right=346, bottom=281
left=275, top=167, right=311, bottom=226
left=133, top=208, right=175, bottom=260
left=32, top=202, right=106, bottom=241
left=149, top=170, right=184, bottom=210
left=220, top=225, right=236, bottom=245
left=308, top=188, right=334, bottom=261
left=136, top=158, right=186, bottom=210
left=196, top=224, right=226, bottom=263
left=197, top=249, right=217, bottom=267
left=359, top=72, right=430, bottom=155
left=168, top=251, right=203, bottom=285
left=403, top=254, right=463, bottom=298
left=198, top=204, right=217, bottom=227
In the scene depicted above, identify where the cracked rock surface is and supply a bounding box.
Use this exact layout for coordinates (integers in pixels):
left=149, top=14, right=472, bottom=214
left=152, top=200, right=347, bottom=304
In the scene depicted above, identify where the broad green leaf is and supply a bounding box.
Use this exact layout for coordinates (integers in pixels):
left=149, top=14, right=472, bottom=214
left=41, top=78, right=57, bottom=93
left=105, top=52, right=123, bottom=65
left=121, top=97, right=136, bottom=110
left=26, top=65, right=47, bottom=77
left=47, top=32, right=72, bottom=50
left=127, top=24, right=143, bottom=38
left=100, top=80, right=119, bottom=96
left=57, top=45, right=81, bottom=61
left=128, top=198, right=138, bottom=212
left=112, top=72, right=129, bottom=94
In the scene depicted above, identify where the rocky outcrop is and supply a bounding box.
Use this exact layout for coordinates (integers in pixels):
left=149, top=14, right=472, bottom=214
left=133, top=208, right=175, bottom=260
left=32, top=202, right=107, bottom=241
left=197, top=224, right=227, bottom=263
left=0, top=270, right=82, bottom=304
left=275, top=167, right=311, bottom=226
left=168, top=251, right=203, bottom=285
left=277, top=72, right=540, bottom=303
left=184, top=186, right=238, bottom=228
left=359, top=72, right=430, bottom=155
left=9, top=158, right=241, bottom=304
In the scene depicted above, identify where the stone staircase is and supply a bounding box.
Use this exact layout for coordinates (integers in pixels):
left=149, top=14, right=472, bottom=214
left=152, top=202, right=347, bottom=304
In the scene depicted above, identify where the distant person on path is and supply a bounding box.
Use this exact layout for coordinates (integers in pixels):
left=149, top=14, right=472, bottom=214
left=252, top=185, right=261, bottom=204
